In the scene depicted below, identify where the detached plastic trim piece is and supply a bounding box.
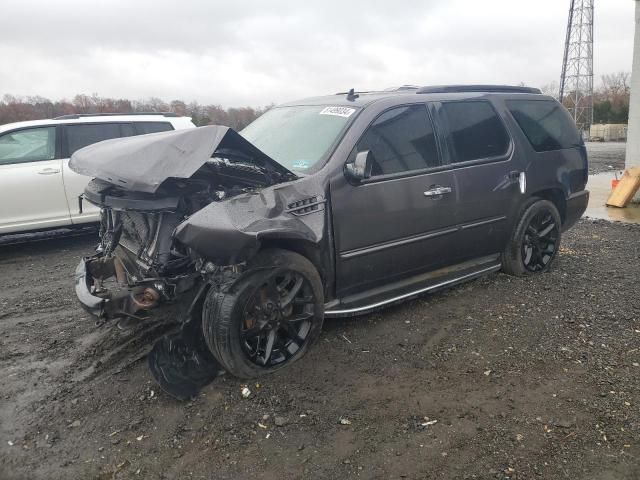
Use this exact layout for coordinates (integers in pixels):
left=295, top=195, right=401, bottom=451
left=74, top=259, right=105, bottom=317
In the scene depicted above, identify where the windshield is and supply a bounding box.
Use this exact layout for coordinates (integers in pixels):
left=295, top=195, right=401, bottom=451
left=240, top=105, right=357, bottom=172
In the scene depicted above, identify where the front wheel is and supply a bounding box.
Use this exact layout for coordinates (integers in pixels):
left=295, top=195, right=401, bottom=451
left=501, top=198, right=562, bottom=276
left=202, top=249, right=324, bottom=379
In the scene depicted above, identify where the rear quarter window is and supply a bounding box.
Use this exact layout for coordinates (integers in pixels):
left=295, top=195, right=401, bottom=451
left=507, top=99, right=581, bottom=152
left=440, top=101, right=510, bottom=163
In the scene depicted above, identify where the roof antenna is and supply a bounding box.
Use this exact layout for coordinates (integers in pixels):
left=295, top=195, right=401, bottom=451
left=346, top=88, right=359, bottom=101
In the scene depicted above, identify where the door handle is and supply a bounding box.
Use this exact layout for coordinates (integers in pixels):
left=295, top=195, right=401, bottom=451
left=37, top=168, right=61, bottom=175
left=423, top=186, right=452, bottom=197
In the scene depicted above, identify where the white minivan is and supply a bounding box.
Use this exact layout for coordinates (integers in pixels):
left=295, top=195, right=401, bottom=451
left=0, top=113, right=195, bottom=234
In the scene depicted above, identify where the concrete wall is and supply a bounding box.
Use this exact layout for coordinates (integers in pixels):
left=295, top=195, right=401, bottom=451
left=626, top=1, right=640, bottom=167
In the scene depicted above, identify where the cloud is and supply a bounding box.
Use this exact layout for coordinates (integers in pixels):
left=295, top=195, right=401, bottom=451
left=0, top=0, right=634, bottom=106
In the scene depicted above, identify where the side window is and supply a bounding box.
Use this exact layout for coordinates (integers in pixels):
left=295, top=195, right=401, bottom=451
left=355, top=105, right=440, bottom=176
left=0, top=127, right=56, bottom=165
left=121, top=123, right=136, bottom=137
left=440, top=101, right=510, bottom=163
left=135, top=122, right=174, bottom=135
left=507, top=100, right=581, bottom=152
left=65, top=123, right=121, bottom=156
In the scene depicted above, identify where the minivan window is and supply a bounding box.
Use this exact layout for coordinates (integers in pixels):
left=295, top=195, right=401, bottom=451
left=441, top=101, right=510, bottom=163
left=135, top=122, right=173, bottom=135
left=121, top=123, right=136, bottom=137
left=0, top=127, right=56, bottom=165
left=507, top=99, right=582, bottom=152
left=65, top=123, right=121, bottom=156
left=356, top=105, right=440, bottom=176
left=241, top=105, right=355, bottom=172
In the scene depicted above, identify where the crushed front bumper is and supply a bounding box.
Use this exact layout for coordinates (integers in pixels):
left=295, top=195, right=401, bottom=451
left=74, top=257, right=160, bottom=321
left=74, top=256, right=199, bottom=321
left=74, top=258, right=108, bottom=318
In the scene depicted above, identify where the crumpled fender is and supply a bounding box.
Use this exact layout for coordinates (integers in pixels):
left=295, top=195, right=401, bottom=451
left=174, top=177, right=326, bottom=265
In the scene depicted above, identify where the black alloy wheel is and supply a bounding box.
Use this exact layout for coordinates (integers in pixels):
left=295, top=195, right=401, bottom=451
left=240, top=270, right=316, bottom=367
left=501, top=198, right=562, bottom=276
left=521, top=210, right=560, bottom=272
left=202, top=249, right=324, bottom=379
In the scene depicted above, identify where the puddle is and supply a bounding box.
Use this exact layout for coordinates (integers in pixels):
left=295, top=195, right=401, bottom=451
left=584, top=171, right=640, bottom=224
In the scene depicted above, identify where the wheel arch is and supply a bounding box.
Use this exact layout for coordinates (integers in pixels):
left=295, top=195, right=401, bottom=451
left=256, top=236, right=335, bottom=302
left=529, top=187, right=567, bottom=224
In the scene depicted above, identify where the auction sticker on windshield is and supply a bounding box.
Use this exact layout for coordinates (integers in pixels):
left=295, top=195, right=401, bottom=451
left=292, top=160, right=311, bottom=170
left=319, top=106, right=356, bottom=118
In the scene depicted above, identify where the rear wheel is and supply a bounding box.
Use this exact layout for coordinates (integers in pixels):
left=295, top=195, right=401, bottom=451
left=202, top=249, right=324, bottom=379
left=501, top=198, right=561, bottom=276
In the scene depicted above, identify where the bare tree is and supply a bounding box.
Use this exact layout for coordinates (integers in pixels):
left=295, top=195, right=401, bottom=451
left=600, top=72, right=630, bottom=97
left=0, top=93, right=270, bottom=127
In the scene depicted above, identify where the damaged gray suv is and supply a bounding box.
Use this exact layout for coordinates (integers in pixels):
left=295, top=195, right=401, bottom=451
left=73, top=85, right=589, bottom=391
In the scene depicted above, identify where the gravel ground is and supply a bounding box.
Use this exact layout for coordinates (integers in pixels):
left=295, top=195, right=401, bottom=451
left=586, top=142, right=626, bottom=174
left=1, top=218, right=639, bottom=480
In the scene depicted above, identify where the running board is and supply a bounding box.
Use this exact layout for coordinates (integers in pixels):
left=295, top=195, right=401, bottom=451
left=324, top=263, right=501, bottom=317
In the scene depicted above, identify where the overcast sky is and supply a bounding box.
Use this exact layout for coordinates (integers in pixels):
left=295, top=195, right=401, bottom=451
left=0, top=0, right=635, bottom=106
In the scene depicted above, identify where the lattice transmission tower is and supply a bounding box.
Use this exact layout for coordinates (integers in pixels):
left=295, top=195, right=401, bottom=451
left=559, top=0, right=594, bottom=134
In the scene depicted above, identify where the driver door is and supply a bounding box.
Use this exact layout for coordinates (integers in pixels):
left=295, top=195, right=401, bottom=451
left=330, top=104, right=463, bottom=297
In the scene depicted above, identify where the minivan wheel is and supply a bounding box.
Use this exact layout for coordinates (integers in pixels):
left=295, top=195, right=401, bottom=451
left=202, top=249, right=324, bottom=379
left=501, top=199, right=562, bottom=276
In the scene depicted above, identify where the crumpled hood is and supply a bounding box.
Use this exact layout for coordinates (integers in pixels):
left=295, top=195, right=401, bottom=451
left=69, top=125, right=295, bottom=193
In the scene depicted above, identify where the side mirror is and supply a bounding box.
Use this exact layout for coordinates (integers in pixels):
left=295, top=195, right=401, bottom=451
left=345, top=150, right=373, bottom=182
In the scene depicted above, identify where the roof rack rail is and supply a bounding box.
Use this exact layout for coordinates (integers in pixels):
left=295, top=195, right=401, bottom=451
left=335, top=90, right=375, bottom=95
left=52, top=112, right=180, bottom=120
left=383, top=85, right=420, bottom=92
left=416, top=85, right=542, bottom=95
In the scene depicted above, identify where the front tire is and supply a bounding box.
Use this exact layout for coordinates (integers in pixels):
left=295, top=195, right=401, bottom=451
left=202, top=249, right=324, bottom=379
left=501, top=198, right=562, bottom=276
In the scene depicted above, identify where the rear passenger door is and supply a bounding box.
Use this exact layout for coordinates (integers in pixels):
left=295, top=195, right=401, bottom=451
left=435, top=100, right=520, bottom=261
left=60, top=121, right=174, bottom=225
left=61, top=123, right=126, bottom=223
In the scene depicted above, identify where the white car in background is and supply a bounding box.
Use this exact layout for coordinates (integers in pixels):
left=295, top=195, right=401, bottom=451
left=0, top=113, right=196, bottom=234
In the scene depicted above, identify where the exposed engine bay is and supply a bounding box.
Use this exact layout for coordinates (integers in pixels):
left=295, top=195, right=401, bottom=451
left=80, top=156, right=277, bottom=321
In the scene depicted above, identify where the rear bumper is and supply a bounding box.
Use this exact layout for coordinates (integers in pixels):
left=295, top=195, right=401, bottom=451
left=563, top=190, right=589, bottom=231
left=74, top=258, right=107, bottom=318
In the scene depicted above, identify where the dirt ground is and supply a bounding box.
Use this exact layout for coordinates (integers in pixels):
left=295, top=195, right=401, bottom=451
left=1, top=218, right=639, bottom=480
left=1, top=142, right=638, bottom=480
left=586, top=142, right=626, bottom=174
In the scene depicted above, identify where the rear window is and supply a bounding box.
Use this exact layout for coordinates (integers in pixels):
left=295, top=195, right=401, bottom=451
left=135, top=122, right=173, bottom=134
left=65, top=123, right=122, bottom=156
left=507, top=100, right=581, bottom=152
left=440, top=101, right=510, bottom=163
